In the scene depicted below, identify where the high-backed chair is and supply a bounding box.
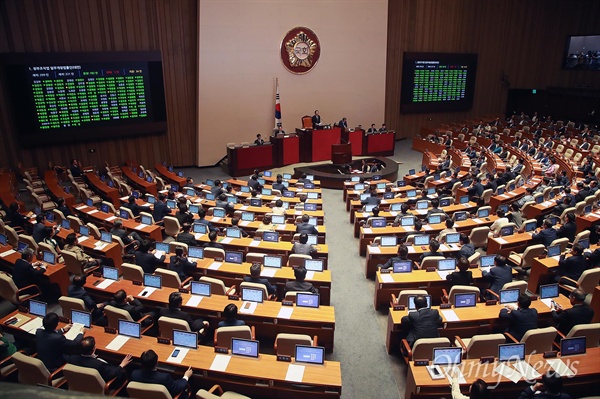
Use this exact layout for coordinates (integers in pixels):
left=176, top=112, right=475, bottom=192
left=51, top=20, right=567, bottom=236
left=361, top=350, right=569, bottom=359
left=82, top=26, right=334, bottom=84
left=63, top=363, right=127, bottom=396
left=158, top=316, right=191, bottom=338
left=68, top=215, right=85, bottom=231
left=58, top=296, right=86, bottom=317
left=122, top=263, right=144, bottom=281
left=274, top=333, right=316, bottom=357
left=62, top=249, right=99, bottom=275
left=0, top=272, right=41, bottom=305
left=239, top=281, right=274, bottom=301
left=196, top=385, right=251, bottom=399
left=104, top=305, right=153, bottom=334
left=558, top=323, right=600, bottom=349
left=401, top=337, right=450, bottom=362
left=11, top=352, right=66, bottom=387
left=203, top=248, right=225, bottom=260
left=507, top=244, right=545, bottom=270
left=169, top=242, right=188, bottom=254
left=18, top=234, right=38, bottom=253
left=455, top=333, right=506, bottom=359
left=199, top=276, right=235, bottom=295
left=154, top=268, right=192, bottom=289
left=3, top=225, right=19, bottom=247
left=469, top=227, right=490, bottom=249
left=288, top=254, right=311, bottom=268
left=558, top=268, right=600, bottom=299
left=283, top=291, right=312, bottom=302
left=420, top=256, right=445, bottom=270
left=571, top=230, right=591, bottom=248
left=245, top=252, right=265, bottom=264
left=441, top=285, right=480, bottom=304
left=549, top=238, right=569, bottom=253
left=507, top=326, right=557, bottom=355
left=214, top=325, right=255, bottom=349
left=486, top=280, right=527, bottom=300
left=163, top=216, right=181, bottom=238
left=127, top=381, right=185, bottom=399
left=102, top=201, right=117, bottom=214
left=391, top=289, right=429, bottom=306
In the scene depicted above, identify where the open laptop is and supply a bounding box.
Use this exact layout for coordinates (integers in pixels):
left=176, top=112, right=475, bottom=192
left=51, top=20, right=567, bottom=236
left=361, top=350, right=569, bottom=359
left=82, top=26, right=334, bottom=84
left=500, top=225, right=514, bottom=236
left=416, top=201, right=429, bottom=210
left=188, top=246, right=204, bottom=261
left=262, top=232, right=279, bottom=242
left=540, top=283, right=559, bottom=299
left=118, top=320, right=141, bottom=339
left=225, top=228, right=242, bottom=239
left=380, top=236, right=397, bottom=247
left=119, top=209, right=130, bottom=220
left=433, top=347, right=463, bottom=366
left=454, top=292, right=477, bottom=308
left=143, top=274, right=162, bottom=289
left=231, top=338, right=259, bottom=358
left=498, top=343, right=525, bottom=362
left=304, top=203, right=317, bottom=211
left=100, top=203, right=109, bottom=213
left=499, top=288, right=520, bottom=304
left=241, top=212, right=255, bottom=222
left=263, top=255, right=282, bottom=268
left=524, top=221, right=536, bottom=233
left=477, top=208, right=490, bottom=218
left=193, top=223, right=208, bottom=234
left=225, top=251, right=243, bottom=264
left=103, top=266, right=119, bottom=281
left=295, top=345, right=325, bottom=365
left=392, top=260, right=412, bottom=273
left=480, top=255, right=495, bottom=270
left=140, top=214, right=152, bottom=225
left=454, top=212, right=468, bottom=221
left=439, top=198, right=451, bottom=207
left=414, top=235, right=430, bottom=246
left=390, top=203, right=402, bottom=212
left=547, top=245, right=561, bottom=258
left=190, top=281, right=211, bottom=297
left=271, top=215, right=286, bottom=225
left=296, top=293, right=320, bottom=308
left=428, top=215, right=441, bottom=224
left=213, top=208, right=226, bottom=218
left=560, top=336, right=586, bottom=357
left=64, top=309, right=92, bottom=340
left=304, top=259, right=324, bottom=272
left=101, top=231, right=112, bottom=244
left=445, top=233, right=460, bottom=245
left=22, top=299, right=47, bottom=333
left=16, top=242, right=28, bottom=253
left=241, top=287, right=264, bottom=303
left=41, top=251, right=55, bottom=265
left=437, top=258, right=457, bottom=279
left=459, top=195, right=469, bottom=204
left=189, top=205, right=199, bottom=214
left=401, top=217, right=415, bottom=226
left=306, top=234, right=318, bottom=245
left=0, top=234, right=7, bottom=245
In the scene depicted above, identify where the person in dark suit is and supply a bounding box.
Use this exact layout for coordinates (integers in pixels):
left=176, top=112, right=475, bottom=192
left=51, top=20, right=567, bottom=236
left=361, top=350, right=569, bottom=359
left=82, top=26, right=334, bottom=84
left=556, top=244, right=588, bottom=283
left=123, top=196, right=151, bottom=217
left=512, top=158, right=525, bottom=175
left=556, top=212, right=577, bottom=242
left=378, top=245, right=412, bottom=270
left=6, top=202, right=28, bottom=231
left=228, top=218, right=249, bottom=238
left=195, top=208, right=217, bottom=232
left=574, top=182, right=590, bottom=204
left=175, top=204, right=194, bottom=226
left=456, top=234, right=475, bottom=259
left=482, top=255, right=512, bottom=299
left=110, top=219, right=142, bottom=250
left=68, top=274, right=107, bottom=325
left=217, top=303, right=245, bottom=328
left=70, top=159, right=83, bottom=178
left=32, top=214, right=46, bottom=243
left=367, top=123, right=378, bottom=133
left=13, top=248, right=54, bottom=296
left=272, top=174, right=286, bottom=193
left=532, top=218, right=558, bottom=247
left=135, top=242, right=166, bottom=274
left=338, top=117, right=348, bottom=129
left=446, top=256, right=473, bottom=287
left=361, top=189, right=381, bottom=206
left=152, top=193, right=172, bottom=222
left=203, top=230, right=224, bottom=250
left=284, top=266, right=318, bottom=294
left=296, top=214, right=318, bottom=235
left=254, top=134, right=265, bottom=145
left=158, top=292, right=208, bottom=333
left=169, top=247, right=197, bottom=281
left=176, top=224, right=197, bottom=247
left=517, top=371, right=572, bottom=399
left=56, top=197, right=72, bottom=217
left=131, top=350, right=191, bottom=399
left=499, top=293, right=538, bottom=341
left=67, top=336, right=131, bottom=387
left=243, top=263, right=276, bottom=296
left=311, top=110, right=321, bottom=129
left=291, top=233, right=317, bottom=257
left=248, top=174, right=263, bottom=192
left=36, top=313, right=84, bottom=371
left=108, top=289, right=146, bottom=321
left=401, top=295, right=443, bottom=347
left=419, top=239, right=442, bottom=263
left=551, top=289, right=594, bottom=337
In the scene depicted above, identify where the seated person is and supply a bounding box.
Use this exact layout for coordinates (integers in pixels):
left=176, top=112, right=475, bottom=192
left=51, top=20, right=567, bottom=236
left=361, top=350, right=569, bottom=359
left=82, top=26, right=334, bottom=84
left=123, top=195, right=150, bottom=217
left=108, top=289, right=146, bottom=321
left=456, top=234, right=475, bottom=259
left=110, top=219, right=142, bottom=251
left=175, top=204, right=194, bottom=226
left=68, top=274, right=107, bottom=325
left=555, top=244, right=587, bottom=284
left=228, top=217, right=249, bottom=238
left=217, top=303, right=245, bottom=328
left=482, top=255, right=512, bottom=299
left=176, top=223, right=197, bottom=246
left=451, top=377, right=488, bottom=399
left=517, top=372, right=572, bottom=399
left=254, top=133, right=265, bottom=146
left=195, top=208, right=217, bottom=232
left=509, top=202, right=524, bottom=229
left=243, top=263, right=276, bottom=296
left=64, top=233, right=104, bottom=270
left=203, top=230, right=224, bottom=250
left=152, top=193, right=172, bottom=222
left=360, top=189, right=381, bottom=206
left=292, top=233, right=317, bottom=257
left=131, top=350, right=192, bottom=399
left=32, top=214, right=46, bottom=243
left=272, top=175, right=286, bottom=193
left=401, top=295, right=443, bottom=347
left=378, top=244, right=411, bottom=270
left=6, top=202, right=28, bottom=231
left=437, top=219, right=456, bottom=241
left=169, top=247, right=197, bottom=280
left=56, top=197, right=72, bottom=217
left=159, top=292, right=209, bottom=333
left=135, top=242, right=165, bottom=274
left=551, top=288, right=594, bottom=337
left=67, top=337, right=131, bottom=388
left=446, top=256, right=473, bottom=286
left=41, top=225, right=61, bottom=256
left=13, top=248, right=59, bottom=300
left=296, top=214, right=318, bottom=235
left=532, top=218, right=558, bottom=247
left=419, top=239, right=441, bottom=262
left=36, top=313, right=84, bottom=371
left=499, top=293, right=538, bottom=341
left=257, top=214, right=276, bottom=232
left=284, top=266, right=318, bottom=294
left=271, top=199, right=286, bottom=215
left=489, top=210, right=509, bottom=237
left=556, top=212, right=577, bottom=243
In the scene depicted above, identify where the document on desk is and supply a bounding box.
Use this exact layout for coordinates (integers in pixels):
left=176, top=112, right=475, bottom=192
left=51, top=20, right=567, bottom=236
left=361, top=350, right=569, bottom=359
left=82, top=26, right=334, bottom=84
left=138, top=287, right=157, bottom=298
left=0, top=249, right=16, bottom=258
left=211, top=217, right=221, bottom=222
left=106, top=335, right=130, bottom=351
left=239, top=221, right=250, bottom=227
left=77, top=236, right=89, bottom=243
left=239, top=301, right=257, bottom=315
left=422, top=225, right=432, bottom=231
left=134, top=224, right=146, bottom=231
left=495, top=237, right=508, bottom=244
left=438, top=244, right=449, bottom=252
left=441, top=309, right=460, bottom=322
left=546, top=359, right=575, bottom=377
left=380, top=274, right=394, bottom=283
left=407, top=246, right=416, bottom=254
left=185, top=295, right=204, bottom=307
left=96, top=279, right=115, bottom=290
left=436, top=270, right=451, bottom=280
left=76, top=205, right=87, bottom=210
left=210, top=354, right=231, bottom=372
left=154, top=250, right=165, bottom=259
left=415, top=210, right=427, bottom=215
left=472, top=218, right=483, bottom=224
left=514, top=361, right=541, bottom=380
left=167, top=348, right=190, bottom=364
left=220, top=237, right=233, bottom=245
left=285, top=364, right=305, bottom=382
left=541, top=298, right=553, bottom=308
left=88, top=209, right=99, bottom=215
left=305, top=271, right=315, bottom=280
left=248, top=240, right=261, bottom=247
left=94, top=242, right=108, bottom=251
left=64, top=324, right=85, bottom=341
left=369, top=246, right=381, bottom=254
left=363, top=228, right=372, bottom=234
left=260, top=268, right=277, bottom=278
left=494, top=363, right=522, bottom=383
left=106, top=216, right=117, bottom=222
left=208, top=261, right=223, bottom=270
left=277, top=307, right=294, bottom=319
left=20, top=317, right=43, bottom=334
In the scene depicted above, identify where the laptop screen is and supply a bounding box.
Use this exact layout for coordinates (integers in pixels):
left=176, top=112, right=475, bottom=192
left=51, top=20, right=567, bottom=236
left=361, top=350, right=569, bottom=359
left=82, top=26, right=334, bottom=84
left=193, top=223, right=207, bottom=234
left=445, top=233, right=460, bottom=244
left=307, top=192, right=319, bottom=199
left=0, top=234, right=6, bottom=245
left=540, top=284, right=559, bottom=299
left=499, top=288, right=520, bottom=304
left=283, top=173, right=292, bottom=179
left=143, top=274, right=162, bottom=289
left=271, top=215, right=286, bottom=225
left=390, top=203, right=402, bottom=211
left=147, top=195, right=156, bottom=204
left=498, top=204, right=509, bottom=213
left=478, top=208, right=490, bottom=218
left=524, top=221, right=536, bottom=233
left=439, top=198, right=451, bottom=207
left=205, top=179, right=214, bottom=186
left=42, top=251, right=55, bottom=264
left=371, top=218, right=386, bottom=228
left=305, top=203, right=317, bottom=211
left=141, top=215, right=152, bottom=225
left=29, top=300, right=47, bottom=317
left=225, top=251, right=243, bottom=264
left=500, top=225, right=514, bottom=236
left=376, top=183, right=386, bottom=190
left=283, top=191, right=294, bottom=198
left=189, top=205, right=199, bottom=214
left=61, top=219, right=71, bottom=230
left=225, top=228, right=241, bottom=239
left=480, top=255, right=495, bottom=268
left=579, top=238, right=590, bottom=249
left=166, top=200, right=177, bottom=209
left=86, top=199, right=93, bottom=207
left=241, top=287, right=263, bottom=303
left=560, top=337, right=586, bottom=357
left=454, top=293, right=477, bottom=308
left=433, top=347, right=462, bottom=365
left=380, top=236, right=397, bottom=247
left=119, top=209, right=130, bottom=219
left=16, top=242, right=27, bottom=253
left=250, top=198, right=262, bottom=207
left=79, top=225, right=89, bottom=236
left=262, top=232, right=279, bottom=242
left=397, top=180, right=406, bottom=187
left=241, top=212, right=254, bottom=221
left=156, top=242, right=169, bottom=253
left=547, top=245, right=561, bottom=257
left=240, top=186, right=250, bottom=193
left=428, top=215, right=441, bottom=224
left=351, top=176, right=360, bottom=182
left=190, top=281, right=211, bottom=296
left=383, top=192, right=393, bottom=200
left=438, top=258, right=457, bottom=271
left=100, top=204, right=109, bottom=213
left=355, top=183, right=365, bottom=191
left=118, top=320, right=141, bottom=339
left=414, top=235, right=430, bottom=246
left=103, top=266, right=119, bottom=280
left=71, top=310, right=91, bottom=328
left=498, top=343, right=525, bottom=361
left=213, top=209, right=226, bottom=218
left=227, top=196, right=237, bottom=205
left=306, top=234, right=318, bottom=245
left=295, top=345, right=325, bottom=365
left=408, top=295, right=431, bottom=310
left=393, top=260, right=412, bottom=273
left=264, top=170, right=272, bottom=177
left=460, top=195, right=469, bottom=204
left=454, top=212, right=468, bottom=221
left=407, top=190, right=417, bottom=198
left=408, top=169, right=416, bottom=175
left=497, top=187, right=505, bottom=195
left=296, top=293, right=320, bottom=308
left=304, top=259, right=324, bottom=272
left=416, top=201, right=429, bottom=210
left=101, top=231, right=112, bottom=243
left=401, top=217, right=415, bottom=226
left=262, top=188, right=272, bottom=196
left=231, top=338, right=259, bottom=358
left=186, top=188, right=196, bottom=197
left=263, top=255, right=282, bottom=268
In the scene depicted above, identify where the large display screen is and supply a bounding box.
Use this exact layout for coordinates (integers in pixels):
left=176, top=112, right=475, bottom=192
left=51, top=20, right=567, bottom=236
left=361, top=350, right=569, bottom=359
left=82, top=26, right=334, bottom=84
left=400, top=52, right=477, bottom=114
left=562, top=35, right=600, bottom=71
left=1, top=52, right=167, bottom=146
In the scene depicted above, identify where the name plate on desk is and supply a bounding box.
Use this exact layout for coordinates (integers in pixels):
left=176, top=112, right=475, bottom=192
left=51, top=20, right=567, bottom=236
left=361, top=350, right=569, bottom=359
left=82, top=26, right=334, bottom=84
left=179, top=288, right=190, bottom=294
left=543, top=351, right=558, bottom=358
left=379, top=268, right=391, bottom=274
left=414, top=359, right=429, bottom=366
left=480, top=356, right=494, bottom=364
left=440, top=303, right=452, bottom=309
left=282, top=300, right=294, bottom=306
left=426, top=267, right=436, bottom=272
left=277, top=355, right=292, bottom=362
left=228, top=294, right=240, bottom=301
left=393, top=304, right=405, bottom=311
left=214, top=346, right=229, bottom=354
left=104, top=327, right=117, bottom=334
left=132, top=280, right=142, bottom=286
left=157, top=337, right=171, bottom=345
left=486, top=300, right=498, bottom=306
left=92, top=271, right=102, bottom=277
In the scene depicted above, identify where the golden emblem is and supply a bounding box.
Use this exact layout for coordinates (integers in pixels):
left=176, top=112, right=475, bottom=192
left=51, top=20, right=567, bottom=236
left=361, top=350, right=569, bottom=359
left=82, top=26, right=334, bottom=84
left=285, top=31, right=317, bottom=68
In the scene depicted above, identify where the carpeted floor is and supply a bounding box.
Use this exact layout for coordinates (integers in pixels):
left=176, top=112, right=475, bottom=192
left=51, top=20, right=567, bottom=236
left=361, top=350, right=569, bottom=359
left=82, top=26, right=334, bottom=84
left=181, top=138, right=423, bottom=399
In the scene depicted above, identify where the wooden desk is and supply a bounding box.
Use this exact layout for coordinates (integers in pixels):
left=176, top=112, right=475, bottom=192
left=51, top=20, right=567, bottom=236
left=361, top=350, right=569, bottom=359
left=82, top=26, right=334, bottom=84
left=54, top=226, right=124, bottom=269
left=0, top=311, right=342, bottom=399
left=0, top=244, right=70, bottom=295
left=271, top=134, right=300, bottom=166
left=576, top=211, right=600, bottom=233
left=43, top=170, right=76, bottom=209
left=296, top=127, right=342, bottom=163
left=85, top=172, right=121, bottom=205
left=364, top=131, right=395, bottom=156
left=529, top=256, right=559, bottom=294
left=386, top=294, right=572, bottom=354
left=405, top=347, right=599, bottom=399
left=487, top=232, right=533, bottom=257
left=83, top=278, right=337, bottom=351
left=121, top=166, right=158, bottom=196
left=154, top=164, right=187, bottom=189
left=227, top=144, right=274, bottom=177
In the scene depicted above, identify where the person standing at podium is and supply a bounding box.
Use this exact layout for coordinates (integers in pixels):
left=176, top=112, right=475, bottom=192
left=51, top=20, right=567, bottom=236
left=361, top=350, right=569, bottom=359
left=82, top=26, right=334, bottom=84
left=338, top=117, right=348, bottom=129
left=312, top=110, right=321, bottom=129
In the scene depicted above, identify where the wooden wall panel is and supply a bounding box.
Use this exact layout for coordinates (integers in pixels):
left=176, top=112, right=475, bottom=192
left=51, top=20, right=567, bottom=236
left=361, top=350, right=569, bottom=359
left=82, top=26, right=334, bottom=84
left=385, top=0, right=600, bottom=138
left=0, top=0, right=197, bottom=172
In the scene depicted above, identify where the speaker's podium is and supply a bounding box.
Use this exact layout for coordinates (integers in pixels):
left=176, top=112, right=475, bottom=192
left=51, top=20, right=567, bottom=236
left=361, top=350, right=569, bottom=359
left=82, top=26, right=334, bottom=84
left=331, top=142, right=352, bottom=164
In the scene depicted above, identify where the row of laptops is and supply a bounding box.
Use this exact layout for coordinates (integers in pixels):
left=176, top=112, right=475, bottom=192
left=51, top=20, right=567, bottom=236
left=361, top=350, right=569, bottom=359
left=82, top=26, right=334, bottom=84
left=0, top=237, right=58, bottom=265
left=374, top=234, right=462, bottom=247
